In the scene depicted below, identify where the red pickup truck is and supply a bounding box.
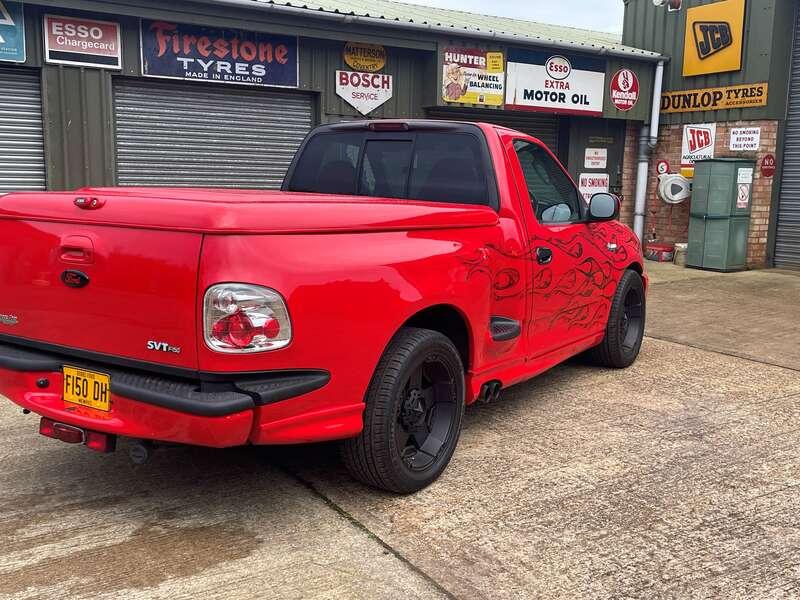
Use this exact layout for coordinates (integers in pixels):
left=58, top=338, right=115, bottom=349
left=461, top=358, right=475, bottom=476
left=0, top=120, right=645, bottom=493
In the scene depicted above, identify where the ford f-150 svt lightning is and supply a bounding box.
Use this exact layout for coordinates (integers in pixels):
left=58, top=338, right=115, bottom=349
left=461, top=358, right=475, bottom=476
left=0, top=120, right=646, bottom=493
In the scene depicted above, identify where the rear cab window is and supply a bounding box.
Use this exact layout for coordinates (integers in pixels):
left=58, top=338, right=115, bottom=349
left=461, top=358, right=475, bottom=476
left=285, top=126, right=498, bottom=209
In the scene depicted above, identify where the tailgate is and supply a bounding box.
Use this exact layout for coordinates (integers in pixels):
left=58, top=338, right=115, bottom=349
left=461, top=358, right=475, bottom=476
left=0, top=219, right=201, bottom=369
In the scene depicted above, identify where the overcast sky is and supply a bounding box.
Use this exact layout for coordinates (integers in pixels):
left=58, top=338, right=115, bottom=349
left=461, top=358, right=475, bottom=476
left=399, top=0, right=625, bottom=34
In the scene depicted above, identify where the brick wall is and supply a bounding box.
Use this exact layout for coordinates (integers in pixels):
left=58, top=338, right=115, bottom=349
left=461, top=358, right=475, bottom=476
left=644, top=119, right=778, bottom=267
left=619, top=120, right=639, bottom=229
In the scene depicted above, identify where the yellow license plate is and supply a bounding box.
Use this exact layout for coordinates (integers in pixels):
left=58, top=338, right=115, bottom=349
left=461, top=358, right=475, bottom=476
left=63, top=366, right=111, bottom=412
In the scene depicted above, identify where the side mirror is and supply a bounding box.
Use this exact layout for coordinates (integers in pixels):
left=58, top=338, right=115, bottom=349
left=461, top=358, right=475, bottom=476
left=588, top=193, right=620, bottom=221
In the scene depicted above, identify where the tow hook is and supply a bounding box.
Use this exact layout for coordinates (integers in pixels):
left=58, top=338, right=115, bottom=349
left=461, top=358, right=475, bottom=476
left=128, top=439, right=156, bottom=465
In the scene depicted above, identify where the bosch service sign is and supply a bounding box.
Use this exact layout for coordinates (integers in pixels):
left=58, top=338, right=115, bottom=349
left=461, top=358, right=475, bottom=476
left=609, top=68, right=639, bottom=111
left=336, top=70, right=393, bottom=115
left=141, top=20, right=298, bottom=87
left=505, top=49, right=605, bottom=116
left=44, top=15, right=121, bottom=69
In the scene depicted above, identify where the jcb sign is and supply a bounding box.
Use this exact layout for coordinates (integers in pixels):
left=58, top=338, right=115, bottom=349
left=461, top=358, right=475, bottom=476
left=683, top=0, right=745, bottom=77
left=693, top=21, right=732, bottom=59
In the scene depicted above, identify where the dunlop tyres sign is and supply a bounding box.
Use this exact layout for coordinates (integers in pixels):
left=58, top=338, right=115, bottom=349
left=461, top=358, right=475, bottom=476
left=661, top=82, right=768, bottom=114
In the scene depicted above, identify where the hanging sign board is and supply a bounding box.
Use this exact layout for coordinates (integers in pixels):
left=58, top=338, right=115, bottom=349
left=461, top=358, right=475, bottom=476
left=0, top=1, right=25, bottom=63
left=336, top=70, right=393, bottom=115
left=505, top=49, right=605, bottom=116
left=609, top=68, right=639, bottom=111
left=681, top=123, right=716, bottom=168
left=729, top=127, right=761, bottom=151
left=661, top=83, right=768, bottom=114
left=44, top=15, right=121, bottom=69
left=578, top=173, right=609, bottom=202
left=441, top=47, right=504, bottom=107
left=343, top=42, right=385, bottom=72
left=682, top=0, right=745, bottom=77
left=141, top=20, right=298, bottom=87
left=584, top=148, right=607, bottom=169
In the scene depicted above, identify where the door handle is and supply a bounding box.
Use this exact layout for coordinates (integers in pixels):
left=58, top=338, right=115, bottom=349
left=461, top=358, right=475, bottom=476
left=536, top=247, right=553, bottom=265
left=59, top=235, right=94, bottom=265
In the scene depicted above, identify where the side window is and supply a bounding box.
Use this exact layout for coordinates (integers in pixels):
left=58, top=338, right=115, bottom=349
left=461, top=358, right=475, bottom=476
left=513, top=140, right=582, bottom=224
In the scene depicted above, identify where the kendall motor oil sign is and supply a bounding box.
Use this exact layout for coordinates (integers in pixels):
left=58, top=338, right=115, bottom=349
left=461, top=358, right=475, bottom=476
left=505, top=49, right=605, bottom=116
left=141, top=20, right=298, bottom=87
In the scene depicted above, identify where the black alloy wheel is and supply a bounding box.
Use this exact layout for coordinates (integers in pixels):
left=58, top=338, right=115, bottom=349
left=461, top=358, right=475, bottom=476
left=590, top=269, right=646, bottom=368
left=341, top=327, right=465, bottom=494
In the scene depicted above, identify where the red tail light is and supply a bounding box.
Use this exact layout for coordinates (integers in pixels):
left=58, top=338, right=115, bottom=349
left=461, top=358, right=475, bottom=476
left=204, top=284, right=291, bottom=353
left=40, top=418, right=84, bottom=444
left=85, top=430, right=116, bottom=453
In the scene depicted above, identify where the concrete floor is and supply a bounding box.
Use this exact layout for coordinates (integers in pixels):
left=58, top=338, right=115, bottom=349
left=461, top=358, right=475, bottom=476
left=1, top=264, right=799, bottom=599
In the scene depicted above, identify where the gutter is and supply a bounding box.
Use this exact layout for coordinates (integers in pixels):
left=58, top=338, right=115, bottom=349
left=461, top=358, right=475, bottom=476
left=202, top=0, right=666, bottom=63
left=633, top=59, right=665, bottom=241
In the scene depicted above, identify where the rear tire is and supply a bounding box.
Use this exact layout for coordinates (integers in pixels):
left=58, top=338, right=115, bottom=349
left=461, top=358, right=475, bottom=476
left=341, top=327, right=465, bottom=494
left=590, top=269, right=645, bottom=368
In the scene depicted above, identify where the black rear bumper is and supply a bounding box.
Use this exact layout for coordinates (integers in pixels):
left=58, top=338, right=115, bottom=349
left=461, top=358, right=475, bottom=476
left=0, top=340, right=329, bottom=417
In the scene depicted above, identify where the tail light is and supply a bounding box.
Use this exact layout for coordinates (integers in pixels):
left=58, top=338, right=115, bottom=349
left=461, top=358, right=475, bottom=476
left=204, top=283, right=291, bottom=353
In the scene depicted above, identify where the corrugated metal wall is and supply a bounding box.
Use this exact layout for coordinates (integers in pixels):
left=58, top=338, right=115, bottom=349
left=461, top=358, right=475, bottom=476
left=113, top=79, right=313, bottom=188
left=0, top=67, right=46, bottom=192
left=773, top=9, right=800, bottom=269
left=622, top=0, right=795, bottom=124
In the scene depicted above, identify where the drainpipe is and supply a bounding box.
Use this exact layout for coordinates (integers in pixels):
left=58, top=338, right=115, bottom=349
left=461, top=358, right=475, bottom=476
left=633, top=59, right=665, bottom=241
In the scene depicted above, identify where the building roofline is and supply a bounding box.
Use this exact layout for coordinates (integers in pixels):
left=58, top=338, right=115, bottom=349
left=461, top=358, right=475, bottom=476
left=201, top=0, right=667, bottom=63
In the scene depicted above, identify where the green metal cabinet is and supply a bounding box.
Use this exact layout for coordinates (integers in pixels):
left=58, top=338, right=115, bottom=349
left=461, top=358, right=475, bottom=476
left=687, top=159, right=755, bottom=272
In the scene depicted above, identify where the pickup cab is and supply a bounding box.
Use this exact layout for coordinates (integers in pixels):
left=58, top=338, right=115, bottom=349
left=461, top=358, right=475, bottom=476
left=0, top=120, right=646, bottom=493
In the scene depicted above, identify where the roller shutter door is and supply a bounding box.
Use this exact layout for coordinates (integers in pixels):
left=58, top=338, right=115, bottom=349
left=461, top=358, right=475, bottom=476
left=0, top=67, right=46, bottom=193
left=113, top=79, right=313, bottom=188
left=425, top=107, right=560, bottom=154
left=774, top=10, right=800, bottom=268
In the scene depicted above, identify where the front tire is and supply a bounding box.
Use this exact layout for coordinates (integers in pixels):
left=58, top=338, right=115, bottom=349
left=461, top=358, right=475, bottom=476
left=341, top=327, right=465, bottom=494
left=590, top=269, right=646, bottom=368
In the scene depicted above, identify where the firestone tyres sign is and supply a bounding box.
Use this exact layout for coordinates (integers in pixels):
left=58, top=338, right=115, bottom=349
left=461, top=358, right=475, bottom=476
left=505, top=49, right=605, bottom=116
left=141, top=20, right=298, bottom=87
left=336, top=70, right=393, bottom=115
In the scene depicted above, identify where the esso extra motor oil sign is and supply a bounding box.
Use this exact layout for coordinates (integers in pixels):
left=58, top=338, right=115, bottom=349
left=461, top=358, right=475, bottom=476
left=610, top=68, right=639, bottom=111
left=505, top=48, right=605, bottom=116
left=336, top=70, right=393, bottom=115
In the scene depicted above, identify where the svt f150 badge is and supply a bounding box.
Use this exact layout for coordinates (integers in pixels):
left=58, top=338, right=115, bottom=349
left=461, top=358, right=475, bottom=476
left=146, top=340, right=181, bottom=354
left=0, top=313, right=18, bottom=326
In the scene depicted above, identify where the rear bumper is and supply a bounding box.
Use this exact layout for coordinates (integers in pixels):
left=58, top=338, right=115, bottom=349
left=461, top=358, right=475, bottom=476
left=0, top=340, right=332, bottom=447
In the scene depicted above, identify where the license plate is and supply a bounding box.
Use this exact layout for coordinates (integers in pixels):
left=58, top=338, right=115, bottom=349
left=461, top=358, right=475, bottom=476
left=63, top=366, right=111, bottom=412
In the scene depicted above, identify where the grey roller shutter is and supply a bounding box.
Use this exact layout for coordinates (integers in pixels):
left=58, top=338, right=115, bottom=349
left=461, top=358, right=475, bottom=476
left=774, top=10, right=800, bottom=268
left=0, top=67, right=46, bottom=193
left=113, top=79, right=313, bottom=189
left=425, top=107, right=560, bottom=154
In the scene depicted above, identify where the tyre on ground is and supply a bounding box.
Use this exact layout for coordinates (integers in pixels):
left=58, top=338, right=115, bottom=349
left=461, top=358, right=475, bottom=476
left=341, top=327, right=465, bottom=494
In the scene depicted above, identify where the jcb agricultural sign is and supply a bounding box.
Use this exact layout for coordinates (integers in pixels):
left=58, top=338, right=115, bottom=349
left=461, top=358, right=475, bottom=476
left=683, top=0, right=745, bottom=77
